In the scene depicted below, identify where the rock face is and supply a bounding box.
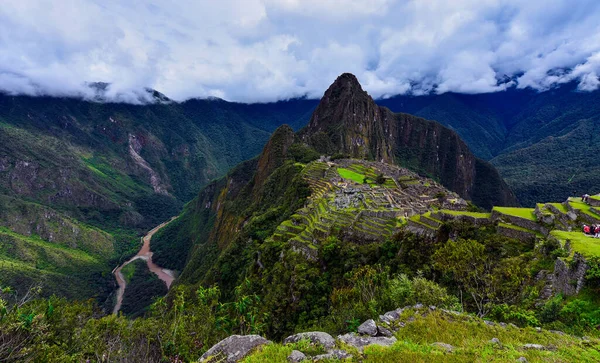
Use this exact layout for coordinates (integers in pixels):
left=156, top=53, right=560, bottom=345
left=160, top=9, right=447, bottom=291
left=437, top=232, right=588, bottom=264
left=552, top=253, right=589, bottom=295
left=301, top=73, right=517, bottom=209
left=199, top=335, right=271, bottom=363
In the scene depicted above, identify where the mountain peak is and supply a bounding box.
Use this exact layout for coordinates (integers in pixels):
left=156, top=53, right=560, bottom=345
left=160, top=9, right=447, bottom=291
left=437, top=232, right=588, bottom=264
left=303, top=73, right=392, bottom=161
left=328, top=72, right=363, bottom=92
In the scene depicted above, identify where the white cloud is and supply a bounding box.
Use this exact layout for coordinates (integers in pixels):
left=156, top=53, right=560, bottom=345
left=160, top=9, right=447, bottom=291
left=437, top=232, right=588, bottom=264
left=0, top=0, right=599, bottom=102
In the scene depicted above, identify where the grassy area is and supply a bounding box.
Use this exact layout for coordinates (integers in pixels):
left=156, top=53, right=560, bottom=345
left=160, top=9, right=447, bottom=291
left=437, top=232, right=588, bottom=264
left=550, top=230, right=600, bottom=258
left=548, top=203, right=568, bottom=213
left=244, top=310, right=600, bottom=362
left=439, top=210, right=491, bottom=218
left=337, top=168, right=365, bottom=184
left=568, top=198, right=600, bottom=219
left=493, top=207, right=537, bottom=221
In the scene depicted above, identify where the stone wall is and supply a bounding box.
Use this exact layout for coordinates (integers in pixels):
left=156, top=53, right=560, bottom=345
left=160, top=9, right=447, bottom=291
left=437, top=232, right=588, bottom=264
left=496, top=225, right=537, bottom=241
left=491, top=211, right=548, bottom=236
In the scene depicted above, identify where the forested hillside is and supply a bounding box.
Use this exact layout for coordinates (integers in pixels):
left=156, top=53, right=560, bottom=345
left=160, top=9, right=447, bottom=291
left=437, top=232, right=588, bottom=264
left=0, top=93, right=317, bottom=299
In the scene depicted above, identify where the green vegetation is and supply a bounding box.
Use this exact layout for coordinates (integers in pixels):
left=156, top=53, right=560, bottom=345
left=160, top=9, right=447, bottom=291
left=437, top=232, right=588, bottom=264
left=0, top=227, right=108, bottom=299
left=550, top=231, right=600, bottom=259
left=246, top=310, right=600, bottom=362
left=568, top=198, right=600, bottom=219
left=548, top=203, right=568, bottom=213
left=439, top=209, right=491, bottom=218
left=337, top=167, right=365, bottom=183
left=120, top=259, right=168, bottom=318
left=493, top=207, right=537, bottom=221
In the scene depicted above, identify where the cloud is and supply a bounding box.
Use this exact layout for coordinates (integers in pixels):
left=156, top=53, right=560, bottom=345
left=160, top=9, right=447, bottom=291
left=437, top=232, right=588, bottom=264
left=1, top=0, right=599, bottom=103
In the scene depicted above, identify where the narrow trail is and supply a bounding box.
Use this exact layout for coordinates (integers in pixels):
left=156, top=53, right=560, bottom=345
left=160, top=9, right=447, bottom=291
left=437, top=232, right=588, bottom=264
left=112, top=217, right=177, bottom=315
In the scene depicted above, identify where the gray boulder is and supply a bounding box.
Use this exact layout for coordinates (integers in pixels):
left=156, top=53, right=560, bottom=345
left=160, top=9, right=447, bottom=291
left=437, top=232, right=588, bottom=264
left=357, top=319, right=378, bottom=336
left=283, top=332, right=336, bottom=350
left=287, top=350, right=306, bottom=363
left=313, top=350, right=352, bottom=361
left=517, top=357, right=528, bottom=362
left=338, top=333, right=396, bottom=351
left=199, top=335, right=271, bottom=363
left=377, top=325, right=394, bottom=337
left=379, top=308, right=403, bottom=323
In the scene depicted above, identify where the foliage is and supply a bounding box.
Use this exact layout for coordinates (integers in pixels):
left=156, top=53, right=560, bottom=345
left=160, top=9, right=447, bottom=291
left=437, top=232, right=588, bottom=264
left=433, top=238, right=529, bottom=317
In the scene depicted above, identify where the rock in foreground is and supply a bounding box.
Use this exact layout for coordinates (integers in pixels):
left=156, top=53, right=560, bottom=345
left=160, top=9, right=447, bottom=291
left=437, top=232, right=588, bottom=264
left=199, top=335, right=271, bottom=362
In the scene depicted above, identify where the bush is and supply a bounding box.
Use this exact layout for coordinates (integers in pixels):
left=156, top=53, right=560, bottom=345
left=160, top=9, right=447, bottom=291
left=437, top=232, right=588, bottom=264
left=539, top=295, right=563, bottom=323
left=387, top=274, right=460, bottom=310
left=489, top=304, right=540, bottom=327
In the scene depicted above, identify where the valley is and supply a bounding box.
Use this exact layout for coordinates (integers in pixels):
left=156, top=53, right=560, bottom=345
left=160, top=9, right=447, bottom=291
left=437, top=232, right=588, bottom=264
left=2, top=74, right=600, bottom=362
left=112, top=217, right=176, bottom=315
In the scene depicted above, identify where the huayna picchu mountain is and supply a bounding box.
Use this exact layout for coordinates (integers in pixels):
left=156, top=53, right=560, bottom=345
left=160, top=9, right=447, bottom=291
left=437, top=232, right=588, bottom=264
left=301, top=73, right=517, bottom=209
left=150, top=73, right=518, bottom=336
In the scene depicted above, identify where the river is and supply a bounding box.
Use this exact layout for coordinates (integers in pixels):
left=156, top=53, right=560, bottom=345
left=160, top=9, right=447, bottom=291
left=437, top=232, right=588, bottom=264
left=112, top=217, right=176, bottom=314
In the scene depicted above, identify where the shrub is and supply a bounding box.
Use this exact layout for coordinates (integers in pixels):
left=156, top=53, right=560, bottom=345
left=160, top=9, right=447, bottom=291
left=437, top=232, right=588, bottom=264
left=387, top=274, right=460, bottom=310
left=539, top=295, right=564, bottom=323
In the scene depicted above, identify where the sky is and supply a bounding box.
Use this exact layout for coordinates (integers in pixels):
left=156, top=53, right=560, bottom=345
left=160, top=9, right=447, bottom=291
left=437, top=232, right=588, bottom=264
left=1, top=0, right=600, bottom=103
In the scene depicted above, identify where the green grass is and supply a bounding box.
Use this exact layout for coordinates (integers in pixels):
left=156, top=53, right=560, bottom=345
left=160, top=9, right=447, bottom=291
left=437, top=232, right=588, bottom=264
left=568, top=198, right=600, bottom=219
left=493, top=207, right=537, bottom=221
left=121, top=262, right=136, bottom=283
left=590, top=195, right=600, bottom=201
left=439, top=210, right=491, bottom=218
left=550, top=230, right=600, bottom=258
left=548, top=203, right=568, bottom=213
left=337, top=168, right=365, bottom=184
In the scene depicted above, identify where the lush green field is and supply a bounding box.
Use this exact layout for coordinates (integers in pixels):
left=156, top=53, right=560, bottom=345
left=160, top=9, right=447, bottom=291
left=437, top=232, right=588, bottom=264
left=439, top=209, right=491, bottom=218
left=337, top=168, right=365, bottom=183
left=493, top=207, right=537, bottom=221
left=568, top=198, right=600, bottom=219
left=551, top=230, right=600, bottom=258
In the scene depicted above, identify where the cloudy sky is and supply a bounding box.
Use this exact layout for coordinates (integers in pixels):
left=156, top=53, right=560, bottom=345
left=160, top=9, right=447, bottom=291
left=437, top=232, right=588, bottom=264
left=1, top=0, right=600, bottom=103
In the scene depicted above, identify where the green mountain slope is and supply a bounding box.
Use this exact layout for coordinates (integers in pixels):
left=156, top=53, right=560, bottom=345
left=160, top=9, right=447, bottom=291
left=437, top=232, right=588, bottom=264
left=0, top=93, right=317, bottom=298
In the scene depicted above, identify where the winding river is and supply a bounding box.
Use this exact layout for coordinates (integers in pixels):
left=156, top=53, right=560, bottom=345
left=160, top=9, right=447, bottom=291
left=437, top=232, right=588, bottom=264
left=112, top=217, right=176, bottom=314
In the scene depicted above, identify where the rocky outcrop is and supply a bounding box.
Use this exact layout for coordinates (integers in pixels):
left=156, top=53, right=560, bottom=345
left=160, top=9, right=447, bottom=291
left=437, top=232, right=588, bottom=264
left=337, top=333, right=397, bottom=352
left=301, top=73, right=517, bottom=209
left=283, top=331, right=336, bottom=350
left=551, top=253, right=588, bottom=295
left=199, top=335, right=271, bottom=363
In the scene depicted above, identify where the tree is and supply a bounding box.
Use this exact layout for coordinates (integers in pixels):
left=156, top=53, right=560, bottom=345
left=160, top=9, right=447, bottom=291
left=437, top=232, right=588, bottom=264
left=433, top=239, right=527, bottom=317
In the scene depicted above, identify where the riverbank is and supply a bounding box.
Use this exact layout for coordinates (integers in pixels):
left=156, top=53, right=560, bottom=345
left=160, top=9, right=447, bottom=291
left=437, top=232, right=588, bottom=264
left=112, top=217, right=177, bottom=314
